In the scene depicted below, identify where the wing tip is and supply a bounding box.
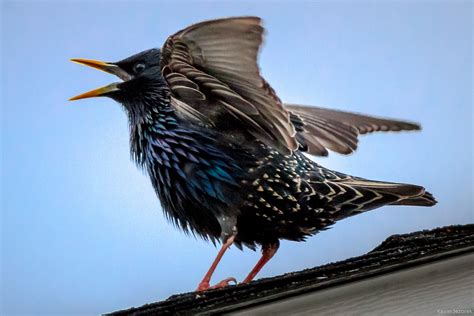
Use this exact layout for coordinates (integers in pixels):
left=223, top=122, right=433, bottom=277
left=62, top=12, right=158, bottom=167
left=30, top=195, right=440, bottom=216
left=173, top=16, right=263, bottom=38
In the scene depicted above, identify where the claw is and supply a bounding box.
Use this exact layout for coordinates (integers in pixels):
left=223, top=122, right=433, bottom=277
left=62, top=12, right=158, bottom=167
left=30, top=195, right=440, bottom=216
left=196, top=277, right=237, bottom=291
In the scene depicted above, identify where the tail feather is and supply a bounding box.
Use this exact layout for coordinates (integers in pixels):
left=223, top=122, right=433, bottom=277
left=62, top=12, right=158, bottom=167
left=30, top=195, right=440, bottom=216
left=325, top=178, right=437, bottom=220
left=345, top=179, right=426, bottom=197
left=392, top=191, right=437, bottom=206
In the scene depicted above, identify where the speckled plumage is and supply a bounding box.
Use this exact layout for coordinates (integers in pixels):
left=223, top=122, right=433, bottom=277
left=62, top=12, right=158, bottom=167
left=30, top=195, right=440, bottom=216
left=127, top=103, right=434, bottom=250
left=71, top=17, right=436, bottom=289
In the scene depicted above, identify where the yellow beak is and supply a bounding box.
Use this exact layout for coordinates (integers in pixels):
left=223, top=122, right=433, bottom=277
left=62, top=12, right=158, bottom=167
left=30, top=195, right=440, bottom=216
left=69, top=58, right=131, bottom=101
left=70, top=58, right=115, bottom=73
left=69, top=83, right=120, bottom=101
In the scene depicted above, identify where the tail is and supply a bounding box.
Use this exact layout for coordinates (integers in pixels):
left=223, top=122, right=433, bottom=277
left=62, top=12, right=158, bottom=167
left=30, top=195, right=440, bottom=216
left=391, top=190, right=437, bottom=206
left=346, top=178, right=436, bottom=206
left=322, top=177, right=437, bottom=221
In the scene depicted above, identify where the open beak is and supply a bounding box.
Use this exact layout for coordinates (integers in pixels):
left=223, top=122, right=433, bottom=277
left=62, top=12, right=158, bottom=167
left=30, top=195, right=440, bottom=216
left=69, top=58, right=131, bottom=101
left=69, top=83, right=120, bottom=101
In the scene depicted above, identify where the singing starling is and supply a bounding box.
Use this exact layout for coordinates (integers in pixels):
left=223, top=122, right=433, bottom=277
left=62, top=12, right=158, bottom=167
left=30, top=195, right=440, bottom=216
left=70, top=17, right=436, bottom=291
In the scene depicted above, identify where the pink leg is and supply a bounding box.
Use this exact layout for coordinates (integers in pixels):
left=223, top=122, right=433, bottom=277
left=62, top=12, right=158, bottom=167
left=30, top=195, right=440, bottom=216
left=242, top=242, right=279, bottom=284
left=196, top=235, right=237, bottom=291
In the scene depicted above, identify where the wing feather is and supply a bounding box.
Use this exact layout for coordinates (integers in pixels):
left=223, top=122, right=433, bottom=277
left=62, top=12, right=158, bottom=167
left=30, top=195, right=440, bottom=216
left=286, top=104, right=421, bottom=156
left=161, top=17, right=297, bottom=154
left=160, top=17, right=421, bottom=157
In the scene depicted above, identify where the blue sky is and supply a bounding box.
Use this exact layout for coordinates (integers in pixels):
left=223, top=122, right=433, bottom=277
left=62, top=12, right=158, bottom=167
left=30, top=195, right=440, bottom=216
left=1, top=1, right=472, bottom=315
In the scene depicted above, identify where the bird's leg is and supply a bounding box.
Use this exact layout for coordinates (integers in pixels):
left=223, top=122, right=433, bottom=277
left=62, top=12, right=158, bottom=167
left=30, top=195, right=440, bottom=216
left=242, top=241, right=279, bottom=284
left=196, top=234, right=237, bottom=291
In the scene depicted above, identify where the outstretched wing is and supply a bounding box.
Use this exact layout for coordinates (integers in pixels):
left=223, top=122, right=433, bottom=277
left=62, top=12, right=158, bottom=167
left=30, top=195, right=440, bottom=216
left=161, top=17, right=297, bottom=154
left=286, top=104, right=421, bottom=156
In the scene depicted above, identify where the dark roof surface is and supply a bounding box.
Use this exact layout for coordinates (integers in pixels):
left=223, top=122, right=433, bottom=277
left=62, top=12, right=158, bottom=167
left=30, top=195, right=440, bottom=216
left=109, top=224, right=474, bottom=316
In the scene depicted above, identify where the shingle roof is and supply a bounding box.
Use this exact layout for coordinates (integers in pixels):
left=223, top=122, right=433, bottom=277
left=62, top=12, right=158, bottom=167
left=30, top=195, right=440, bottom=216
left=108, top=224, right=474, bottom=316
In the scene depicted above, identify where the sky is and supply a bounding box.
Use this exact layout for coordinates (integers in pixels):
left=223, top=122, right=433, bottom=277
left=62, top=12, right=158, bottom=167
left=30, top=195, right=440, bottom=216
left=1, top=1, right=472, bottom=315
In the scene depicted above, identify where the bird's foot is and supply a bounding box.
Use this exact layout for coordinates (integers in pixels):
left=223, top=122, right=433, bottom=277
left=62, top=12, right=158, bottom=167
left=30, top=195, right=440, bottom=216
left=196, top=277, right=237, bottom=291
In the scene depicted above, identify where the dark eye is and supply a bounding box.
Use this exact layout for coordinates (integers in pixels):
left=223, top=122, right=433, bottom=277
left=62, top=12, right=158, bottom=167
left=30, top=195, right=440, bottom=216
left=133, top=63, right=146, bottom=74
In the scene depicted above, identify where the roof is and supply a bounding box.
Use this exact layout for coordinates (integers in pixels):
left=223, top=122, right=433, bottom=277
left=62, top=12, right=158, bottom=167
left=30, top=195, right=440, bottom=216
left=108, top=224, right=474, bottom=316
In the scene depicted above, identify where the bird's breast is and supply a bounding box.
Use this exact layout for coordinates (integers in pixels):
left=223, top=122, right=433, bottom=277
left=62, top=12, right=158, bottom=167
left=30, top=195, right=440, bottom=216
left=135, top=124, right=245, bottom=240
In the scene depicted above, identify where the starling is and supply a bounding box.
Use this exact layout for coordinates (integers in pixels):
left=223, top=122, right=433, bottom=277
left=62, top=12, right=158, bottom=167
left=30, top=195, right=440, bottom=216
left=70, top=17, right=436, bottom=291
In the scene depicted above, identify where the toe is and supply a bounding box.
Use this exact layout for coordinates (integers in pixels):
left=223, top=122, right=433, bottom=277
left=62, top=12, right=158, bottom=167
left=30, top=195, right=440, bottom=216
left=196, top=277, right=237, bottom=292
left=210, top=277, right=237, bottom=289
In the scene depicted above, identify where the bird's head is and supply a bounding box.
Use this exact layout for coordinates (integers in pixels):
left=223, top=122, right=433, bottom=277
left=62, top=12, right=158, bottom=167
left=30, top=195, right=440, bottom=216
left=70, top=48, right=170, bottom=118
